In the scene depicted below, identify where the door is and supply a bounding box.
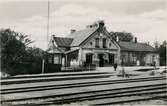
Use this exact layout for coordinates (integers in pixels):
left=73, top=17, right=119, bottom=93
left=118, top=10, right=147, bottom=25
left=86, top=54, right=93, bottom=65
left=98, top=54, right=104, bottom=67
left=109, top=54, right=114, bottom=65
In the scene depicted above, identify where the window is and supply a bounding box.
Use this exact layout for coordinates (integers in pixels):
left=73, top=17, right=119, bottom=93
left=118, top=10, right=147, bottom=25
left=90, top=42, right=92, bottom=46
left=103, top=38, right=107, bottom=48
left=132, top=53, right=136, bottom=63
left=54, top=55, right=59, bottom=64
left=109, top=43, right=111, bottom=47
left=95, top=38, right=99, bottom=48
left=48, top=57, right=52, bottom=63
left=152, top=55, right=155, bottom=62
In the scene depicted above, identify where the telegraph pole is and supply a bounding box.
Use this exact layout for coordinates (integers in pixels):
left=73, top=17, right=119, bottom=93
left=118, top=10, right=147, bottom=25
left=47, top=0, right=50, bottom=47
left=42, top=0, right=50, bottom=74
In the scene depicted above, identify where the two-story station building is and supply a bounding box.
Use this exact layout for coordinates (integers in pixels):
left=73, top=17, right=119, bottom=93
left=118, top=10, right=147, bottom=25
left=47, top=20, right=159, bottom=68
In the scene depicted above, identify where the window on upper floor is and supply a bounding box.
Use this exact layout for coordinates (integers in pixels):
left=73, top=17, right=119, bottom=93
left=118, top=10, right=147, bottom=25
left=95, top=38, right=99, bottom=48
left=90, top=42, right=93, bottom=46
left=109, top=43, right=111, bottom=47
left=103, top=38, right=107, bottom=48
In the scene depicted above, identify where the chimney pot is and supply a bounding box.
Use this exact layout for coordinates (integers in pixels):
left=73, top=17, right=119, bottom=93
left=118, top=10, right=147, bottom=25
left=98, top=20, right=105, bottom=27
left=134, top=37, right=137, bottom=43
left=70, top=29, right=76, bottom=34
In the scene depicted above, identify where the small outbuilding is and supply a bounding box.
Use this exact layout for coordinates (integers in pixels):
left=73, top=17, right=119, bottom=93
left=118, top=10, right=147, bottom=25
left=118, top=41, right=159, bottom=66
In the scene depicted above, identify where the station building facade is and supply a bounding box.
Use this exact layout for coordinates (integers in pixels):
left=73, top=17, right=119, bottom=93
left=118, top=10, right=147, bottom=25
left=47, top=21, right=159, bottom=67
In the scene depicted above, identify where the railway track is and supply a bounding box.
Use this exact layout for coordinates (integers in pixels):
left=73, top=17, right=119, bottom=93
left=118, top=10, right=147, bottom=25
left=1, top=72, right=166, bottom=105
left=1, top=71, right=110, bottom=80
left=27, top=84, right=166, bottom=103
left=1, top=76, right=166, bottom=94
left=0, top=73, right=112, bottom=85
left=2, top=82, right=166, bottom=105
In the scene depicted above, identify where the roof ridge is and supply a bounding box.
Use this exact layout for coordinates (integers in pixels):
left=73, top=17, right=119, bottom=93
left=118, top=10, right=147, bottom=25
left=119, top=41, right=149, bottom=45
left=69, top=27, right=99, bottom=46
left=68, top=27, right=98, bottom=36
left=53, top=36, right=73, bottom=39
left=118, top=41, right=156, bottom=52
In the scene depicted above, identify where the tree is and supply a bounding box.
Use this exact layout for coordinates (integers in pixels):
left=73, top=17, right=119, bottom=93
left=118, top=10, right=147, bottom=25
left=110, top=31, right=134, bottom=42
left=158, top=40, right=166, bottom=66
left=0, top=28, right=33, bottom=75
left=26, top=47, right=46, bottom=74
left=1, top=28, right=46, bottom=75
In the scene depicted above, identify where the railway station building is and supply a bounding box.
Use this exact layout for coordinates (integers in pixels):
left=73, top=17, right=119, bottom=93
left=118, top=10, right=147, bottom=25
left=47, top=20, right=159, bottom=68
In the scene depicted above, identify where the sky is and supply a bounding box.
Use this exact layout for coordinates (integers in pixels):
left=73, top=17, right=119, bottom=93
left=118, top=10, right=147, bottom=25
left=0, top=0, right=167, bottom=50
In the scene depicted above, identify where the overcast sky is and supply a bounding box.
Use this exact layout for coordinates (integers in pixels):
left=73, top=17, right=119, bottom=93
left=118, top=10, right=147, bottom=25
left=0, top=0, right=166, bottom=50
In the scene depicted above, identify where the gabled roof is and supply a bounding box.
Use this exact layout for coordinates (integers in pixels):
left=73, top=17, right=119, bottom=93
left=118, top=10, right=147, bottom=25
left=118, top=41, right=156, bottom=52
left=52, top=27, right=98, bottom=47
left=47, top=46, right=64, bottom=54
left=69, top=27, right=98, bottom=46
left=53, top=37, right=73, bottom=47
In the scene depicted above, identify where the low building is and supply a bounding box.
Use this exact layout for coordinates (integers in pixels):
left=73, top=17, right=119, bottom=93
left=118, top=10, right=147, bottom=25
left=119, top=41, right=159, bottom=66
left=47, top=20, right=159, bottom=68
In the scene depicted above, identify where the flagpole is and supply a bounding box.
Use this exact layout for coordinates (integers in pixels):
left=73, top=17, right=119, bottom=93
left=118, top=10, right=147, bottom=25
left=42, top=0, right=50, bottom=74
left=47, top=0, right=50, bottom=48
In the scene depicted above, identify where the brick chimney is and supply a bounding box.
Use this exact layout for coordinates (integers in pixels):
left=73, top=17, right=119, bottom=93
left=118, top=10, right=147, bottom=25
left=134, top=37, right=137, bottom=43
left=97, top=20, right=105, bottom=28
left=70, top=29, right=76, bottom=34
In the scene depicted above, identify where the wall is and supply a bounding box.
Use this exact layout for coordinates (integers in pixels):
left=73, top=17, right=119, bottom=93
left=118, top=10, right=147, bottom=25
left=145, top=53, right=159, bottom=66
left=121, top=51, right=159, bottom=66
left=80, top=48, right=118, bottom=66
left=82, top=31, right=118, bottom=50
left=79, top=27, right=120, bottom=66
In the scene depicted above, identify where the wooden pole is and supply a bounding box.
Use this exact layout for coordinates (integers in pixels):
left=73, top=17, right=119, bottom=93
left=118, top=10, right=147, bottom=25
left=46, top=0, right=50, bottom=49
left=42, top=59, right=45, bottom=74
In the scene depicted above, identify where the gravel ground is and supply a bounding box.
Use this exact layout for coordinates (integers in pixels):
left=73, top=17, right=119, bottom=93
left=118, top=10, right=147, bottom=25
left=117, top=99, right=167, bottom=105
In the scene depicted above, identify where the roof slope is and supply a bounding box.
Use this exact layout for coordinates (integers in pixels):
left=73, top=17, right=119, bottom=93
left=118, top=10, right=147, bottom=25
left=69, top=27, right=98, bottom=46
left=118, top=41, right=156, bottom=52
left=53, top=37, right=73, bottom=47
left=47, top=46, right=64, bottom=54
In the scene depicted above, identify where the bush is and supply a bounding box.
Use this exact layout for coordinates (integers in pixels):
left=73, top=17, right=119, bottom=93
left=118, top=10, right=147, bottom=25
left=1, top=28, right=45, bottom=76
